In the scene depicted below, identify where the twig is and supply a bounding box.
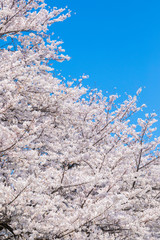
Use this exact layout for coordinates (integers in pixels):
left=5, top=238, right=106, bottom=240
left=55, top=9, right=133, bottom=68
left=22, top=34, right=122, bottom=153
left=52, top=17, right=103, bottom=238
left=7, top=183, right=31, bottom=206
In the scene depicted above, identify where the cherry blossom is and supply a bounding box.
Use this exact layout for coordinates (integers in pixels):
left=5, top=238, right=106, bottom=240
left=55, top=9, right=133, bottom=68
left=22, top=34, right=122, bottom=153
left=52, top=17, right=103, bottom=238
left=0, top=1, right=159, bottom=239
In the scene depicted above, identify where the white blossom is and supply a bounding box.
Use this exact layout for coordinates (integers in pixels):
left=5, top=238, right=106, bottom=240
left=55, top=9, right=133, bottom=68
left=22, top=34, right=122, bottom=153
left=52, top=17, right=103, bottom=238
left=0, top=1, right=159, bottom=240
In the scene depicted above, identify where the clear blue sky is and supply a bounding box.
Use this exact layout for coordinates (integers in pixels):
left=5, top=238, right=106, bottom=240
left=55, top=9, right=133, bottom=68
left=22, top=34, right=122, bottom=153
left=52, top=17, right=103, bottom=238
left=47, top=0, right=160, bottom=126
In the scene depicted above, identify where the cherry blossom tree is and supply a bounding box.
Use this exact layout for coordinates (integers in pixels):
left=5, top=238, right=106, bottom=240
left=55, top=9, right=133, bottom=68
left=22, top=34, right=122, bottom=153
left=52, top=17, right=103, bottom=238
left=0, top=0, right=160, bottom=239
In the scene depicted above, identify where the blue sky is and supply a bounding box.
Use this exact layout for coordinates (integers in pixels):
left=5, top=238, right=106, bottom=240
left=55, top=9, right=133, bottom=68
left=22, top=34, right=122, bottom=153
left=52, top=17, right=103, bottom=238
left=47, top=0, right=160, bottom=128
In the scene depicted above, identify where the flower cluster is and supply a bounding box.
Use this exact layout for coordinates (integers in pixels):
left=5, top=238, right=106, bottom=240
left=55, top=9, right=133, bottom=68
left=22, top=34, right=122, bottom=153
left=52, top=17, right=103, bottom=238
left=0, top=1, right=159, bottom=239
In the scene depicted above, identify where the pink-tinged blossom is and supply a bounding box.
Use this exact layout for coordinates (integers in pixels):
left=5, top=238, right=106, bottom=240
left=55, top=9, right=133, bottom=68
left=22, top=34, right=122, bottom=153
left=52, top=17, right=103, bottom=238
left=0, top=1, right=159, bottom=240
